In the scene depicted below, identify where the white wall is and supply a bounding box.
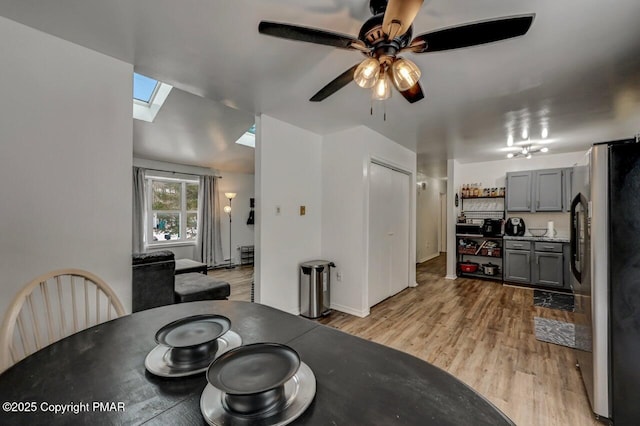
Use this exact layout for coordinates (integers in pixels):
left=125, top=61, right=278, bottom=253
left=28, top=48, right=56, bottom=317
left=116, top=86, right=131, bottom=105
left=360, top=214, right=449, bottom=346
left=446, top=150, right=588, bottom=278
left=0, top=17, right=133, bottom=318
left=255, top=115, right=322, bottom=314
left=322, top=126, right=417, bottom=317
left=416, top=177, right=444, bottom=263
left=218, top=171, right=255, bottom=265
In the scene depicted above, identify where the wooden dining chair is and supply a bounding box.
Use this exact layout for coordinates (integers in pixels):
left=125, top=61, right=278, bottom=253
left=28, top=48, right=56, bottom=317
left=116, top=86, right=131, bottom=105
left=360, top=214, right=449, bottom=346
left=0, top=269, right=126, bottom=372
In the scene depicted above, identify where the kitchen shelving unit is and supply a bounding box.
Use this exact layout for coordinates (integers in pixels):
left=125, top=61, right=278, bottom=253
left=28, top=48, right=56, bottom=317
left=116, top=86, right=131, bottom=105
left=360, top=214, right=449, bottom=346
left=456, top=235, right=504, bottom=282
left=239, top=245, right=254, bottom=265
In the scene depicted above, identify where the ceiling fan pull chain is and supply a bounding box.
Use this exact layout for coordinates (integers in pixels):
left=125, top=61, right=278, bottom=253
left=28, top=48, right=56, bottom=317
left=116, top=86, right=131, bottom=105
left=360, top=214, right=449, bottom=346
left=370, top=100, right=373, bottom=116
left=384, top=101, right=387, bottom=121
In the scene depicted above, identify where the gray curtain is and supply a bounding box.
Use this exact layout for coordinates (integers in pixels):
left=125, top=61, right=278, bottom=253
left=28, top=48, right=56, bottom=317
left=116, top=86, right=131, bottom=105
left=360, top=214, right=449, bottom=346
left=132, top=167, right=146, bottom=253
left=197, top=175, right=223, bottom=266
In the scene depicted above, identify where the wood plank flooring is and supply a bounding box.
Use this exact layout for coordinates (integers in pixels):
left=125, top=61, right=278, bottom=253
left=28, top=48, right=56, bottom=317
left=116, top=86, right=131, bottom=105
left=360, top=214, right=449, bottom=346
left=207, top=265, right=253, bottom=301
left=210, top=256, right=599, bottom=425
left=319, top=255, right=599, bottom=426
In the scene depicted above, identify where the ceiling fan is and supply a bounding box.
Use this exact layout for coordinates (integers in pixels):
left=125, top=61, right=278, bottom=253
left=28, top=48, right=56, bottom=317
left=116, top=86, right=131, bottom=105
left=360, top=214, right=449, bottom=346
left=259, top=0, right=534, bottom=103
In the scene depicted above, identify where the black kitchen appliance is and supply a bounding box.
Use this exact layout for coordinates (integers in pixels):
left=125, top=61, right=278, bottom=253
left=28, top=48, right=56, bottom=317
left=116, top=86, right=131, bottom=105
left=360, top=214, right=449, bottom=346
left=505, top=217, right=525, bottom=236
left=482, top=219, right=503, bottom=237
left=455, top=223, right=483, bottom=236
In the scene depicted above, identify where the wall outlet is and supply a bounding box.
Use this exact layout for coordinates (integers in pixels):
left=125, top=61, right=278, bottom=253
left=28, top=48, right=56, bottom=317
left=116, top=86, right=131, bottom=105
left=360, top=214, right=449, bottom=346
left=336, top=271, right=342, bottom=281
left=300, top=205, right=306, bottom=215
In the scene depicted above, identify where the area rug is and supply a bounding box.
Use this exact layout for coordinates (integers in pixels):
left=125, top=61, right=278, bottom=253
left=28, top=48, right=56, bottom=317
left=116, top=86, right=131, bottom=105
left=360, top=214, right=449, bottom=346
left=533, top=289, right=574, bottom=312
left=533, top=317, right=590, bottom=351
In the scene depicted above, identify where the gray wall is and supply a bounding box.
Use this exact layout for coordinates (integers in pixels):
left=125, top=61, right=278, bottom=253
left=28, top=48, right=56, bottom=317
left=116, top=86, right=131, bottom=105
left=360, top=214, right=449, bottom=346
left=0, top=17, right=134, bottom=318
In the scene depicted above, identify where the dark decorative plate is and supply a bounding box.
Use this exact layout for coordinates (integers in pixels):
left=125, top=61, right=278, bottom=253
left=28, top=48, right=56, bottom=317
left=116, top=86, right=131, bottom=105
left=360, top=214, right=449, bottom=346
left=145, top=314, right=237, bottom=377
left=156, top=314, right=231, bottom=349
left=207, top=343, right=300, bottom=395
left=201, top=362, right=316, bottom=426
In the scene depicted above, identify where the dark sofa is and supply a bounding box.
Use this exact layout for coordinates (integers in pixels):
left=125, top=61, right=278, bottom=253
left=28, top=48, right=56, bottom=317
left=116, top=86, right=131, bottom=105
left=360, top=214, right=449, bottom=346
left=132, top=250, right=230, bottom=312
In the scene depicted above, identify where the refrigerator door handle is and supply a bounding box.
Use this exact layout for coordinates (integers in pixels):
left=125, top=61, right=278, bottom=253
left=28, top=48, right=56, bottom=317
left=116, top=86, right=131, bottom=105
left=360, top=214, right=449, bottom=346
left=570, top=192, right=583, bottom=283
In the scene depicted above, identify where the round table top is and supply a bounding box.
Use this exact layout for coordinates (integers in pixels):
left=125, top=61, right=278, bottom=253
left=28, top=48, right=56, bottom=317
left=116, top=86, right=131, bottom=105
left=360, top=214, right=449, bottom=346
left=0, top=300, right=514, bottom=425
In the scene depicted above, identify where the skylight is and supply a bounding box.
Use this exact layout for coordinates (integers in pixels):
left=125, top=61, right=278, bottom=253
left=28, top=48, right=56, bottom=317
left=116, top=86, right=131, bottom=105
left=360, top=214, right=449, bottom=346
left=132, top=72, right=173, bottom=123
left=235, top=124, right=256, bottom=148
left=133, top=73, right=159, bottom=103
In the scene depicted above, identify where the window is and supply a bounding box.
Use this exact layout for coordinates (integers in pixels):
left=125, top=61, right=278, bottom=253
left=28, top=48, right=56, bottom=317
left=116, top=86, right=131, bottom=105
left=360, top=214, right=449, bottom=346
left=235, top=123, right=256, bottom=148
left=133, top=73, right=159, bottom=103
left=146, top=177, right=199, bottom=245
left=133, top=72, right=173, bottom=123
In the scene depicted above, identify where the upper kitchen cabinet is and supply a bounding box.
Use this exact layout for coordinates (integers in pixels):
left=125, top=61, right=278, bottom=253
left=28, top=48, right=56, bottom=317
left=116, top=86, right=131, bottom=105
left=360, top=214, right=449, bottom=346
left=533, top=168, right=563, bottom=211
left=506, top=168, right=569, bottom=212
left=563, top=168, right=573, bottom=212
left=506, top=171, right=533, bottom=211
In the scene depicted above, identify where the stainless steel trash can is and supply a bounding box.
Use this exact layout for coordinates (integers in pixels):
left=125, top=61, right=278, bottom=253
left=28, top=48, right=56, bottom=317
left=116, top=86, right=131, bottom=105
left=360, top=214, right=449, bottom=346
left=299, top=260, right=335, bottom=319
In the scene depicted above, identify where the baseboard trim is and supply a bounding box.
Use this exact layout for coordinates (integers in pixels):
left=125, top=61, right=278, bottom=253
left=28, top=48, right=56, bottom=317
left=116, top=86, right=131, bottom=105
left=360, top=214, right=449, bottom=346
left=417, top=252, right=440, bottom=264
left=445, top=274, right=457, bottom=280
left=330, top=303, right=369, bottom=318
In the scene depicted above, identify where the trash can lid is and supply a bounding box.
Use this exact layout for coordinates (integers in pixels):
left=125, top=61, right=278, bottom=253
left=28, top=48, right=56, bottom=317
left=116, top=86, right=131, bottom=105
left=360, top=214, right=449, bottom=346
left=300, top=260, right=335, bottom=268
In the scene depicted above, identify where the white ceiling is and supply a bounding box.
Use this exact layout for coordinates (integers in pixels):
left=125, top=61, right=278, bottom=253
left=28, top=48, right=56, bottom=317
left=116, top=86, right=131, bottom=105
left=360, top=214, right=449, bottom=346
left=2, top=0, right=640, bottom=176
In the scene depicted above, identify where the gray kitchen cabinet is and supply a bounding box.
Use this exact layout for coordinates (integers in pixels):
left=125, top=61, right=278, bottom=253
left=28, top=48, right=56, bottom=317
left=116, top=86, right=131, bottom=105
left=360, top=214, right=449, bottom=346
left=504, top=249, right=531, bottom=283
left=506, top=171, right=532, bottom=212
left=563, top=167, right=573, bottom=212
left=563, top=243, right=571, bottom=289
left=532, top=252, right=564, bottom=288
left=534, top=169, right=563, bottom=211
left=504, top=240, right=569, bottom=289
left=506, top=168, right=565, bottom=212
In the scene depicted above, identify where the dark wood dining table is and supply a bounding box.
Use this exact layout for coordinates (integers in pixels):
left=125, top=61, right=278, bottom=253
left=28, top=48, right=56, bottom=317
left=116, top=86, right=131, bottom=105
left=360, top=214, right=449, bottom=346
left=0, top=300, right=514, bottom=425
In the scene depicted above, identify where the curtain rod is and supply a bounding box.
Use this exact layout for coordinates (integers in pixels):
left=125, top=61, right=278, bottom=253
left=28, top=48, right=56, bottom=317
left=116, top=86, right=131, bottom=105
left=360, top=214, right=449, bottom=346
left=143, top=167, right=222, bottom=178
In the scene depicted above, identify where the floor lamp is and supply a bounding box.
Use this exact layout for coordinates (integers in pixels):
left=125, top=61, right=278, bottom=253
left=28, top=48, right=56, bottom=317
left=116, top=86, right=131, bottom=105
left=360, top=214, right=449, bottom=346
left=224, top=192, right=236, bottom=269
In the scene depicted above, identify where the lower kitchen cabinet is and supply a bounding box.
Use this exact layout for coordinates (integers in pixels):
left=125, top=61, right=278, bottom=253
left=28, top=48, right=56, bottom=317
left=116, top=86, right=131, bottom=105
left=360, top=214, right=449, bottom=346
left=504, top=249, right=531, bottom=283
left=532, top=252, right=564, bottom=288
left=503, top=240, right=569, bottom=290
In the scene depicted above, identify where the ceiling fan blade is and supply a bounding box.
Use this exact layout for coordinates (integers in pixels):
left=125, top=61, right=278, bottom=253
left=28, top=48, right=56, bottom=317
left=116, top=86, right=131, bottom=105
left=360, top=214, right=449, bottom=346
left=382, top=0, right=424, bottom=39
left=394, top=79, right=425, bottom=103
left=409, top=14, right=535, bottom=53
left=309, top=63, right=360, bottom=102
left=259, top=21, right=363, bottom=50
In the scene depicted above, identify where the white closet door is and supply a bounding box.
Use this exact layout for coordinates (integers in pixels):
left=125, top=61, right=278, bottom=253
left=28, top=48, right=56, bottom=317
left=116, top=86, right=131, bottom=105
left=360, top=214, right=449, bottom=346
left=389, top=169, right=410, bottom=295
left=368, top=163, right=392, bottom=307
left=368, top=163, right=410, bottom=308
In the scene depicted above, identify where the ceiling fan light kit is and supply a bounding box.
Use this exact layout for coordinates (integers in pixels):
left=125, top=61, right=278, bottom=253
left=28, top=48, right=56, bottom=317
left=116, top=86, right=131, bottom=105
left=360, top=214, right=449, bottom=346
left=258, top=0, right=534, bottom=107
left=391, top=58, right=421, bottom=91
left=372, top=71, right=392, bottom=100
left=354, top=57, right=381, bottom=88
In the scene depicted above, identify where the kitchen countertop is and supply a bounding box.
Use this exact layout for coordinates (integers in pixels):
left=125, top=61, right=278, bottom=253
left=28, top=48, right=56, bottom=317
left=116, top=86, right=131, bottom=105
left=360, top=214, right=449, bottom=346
left=503, top=235, right=570, bottom=243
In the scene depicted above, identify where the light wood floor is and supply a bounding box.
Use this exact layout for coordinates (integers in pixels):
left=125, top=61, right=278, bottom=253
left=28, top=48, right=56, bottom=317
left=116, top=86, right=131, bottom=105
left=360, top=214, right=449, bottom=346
left=208, top=265, right=253, bottom=301
left=211, top=257, right=599, bottom=426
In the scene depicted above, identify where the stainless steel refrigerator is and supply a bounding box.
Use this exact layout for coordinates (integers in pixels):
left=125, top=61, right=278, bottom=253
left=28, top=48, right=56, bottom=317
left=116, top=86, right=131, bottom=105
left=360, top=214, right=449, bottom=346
left=570, top=139, right=640, bottom=424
